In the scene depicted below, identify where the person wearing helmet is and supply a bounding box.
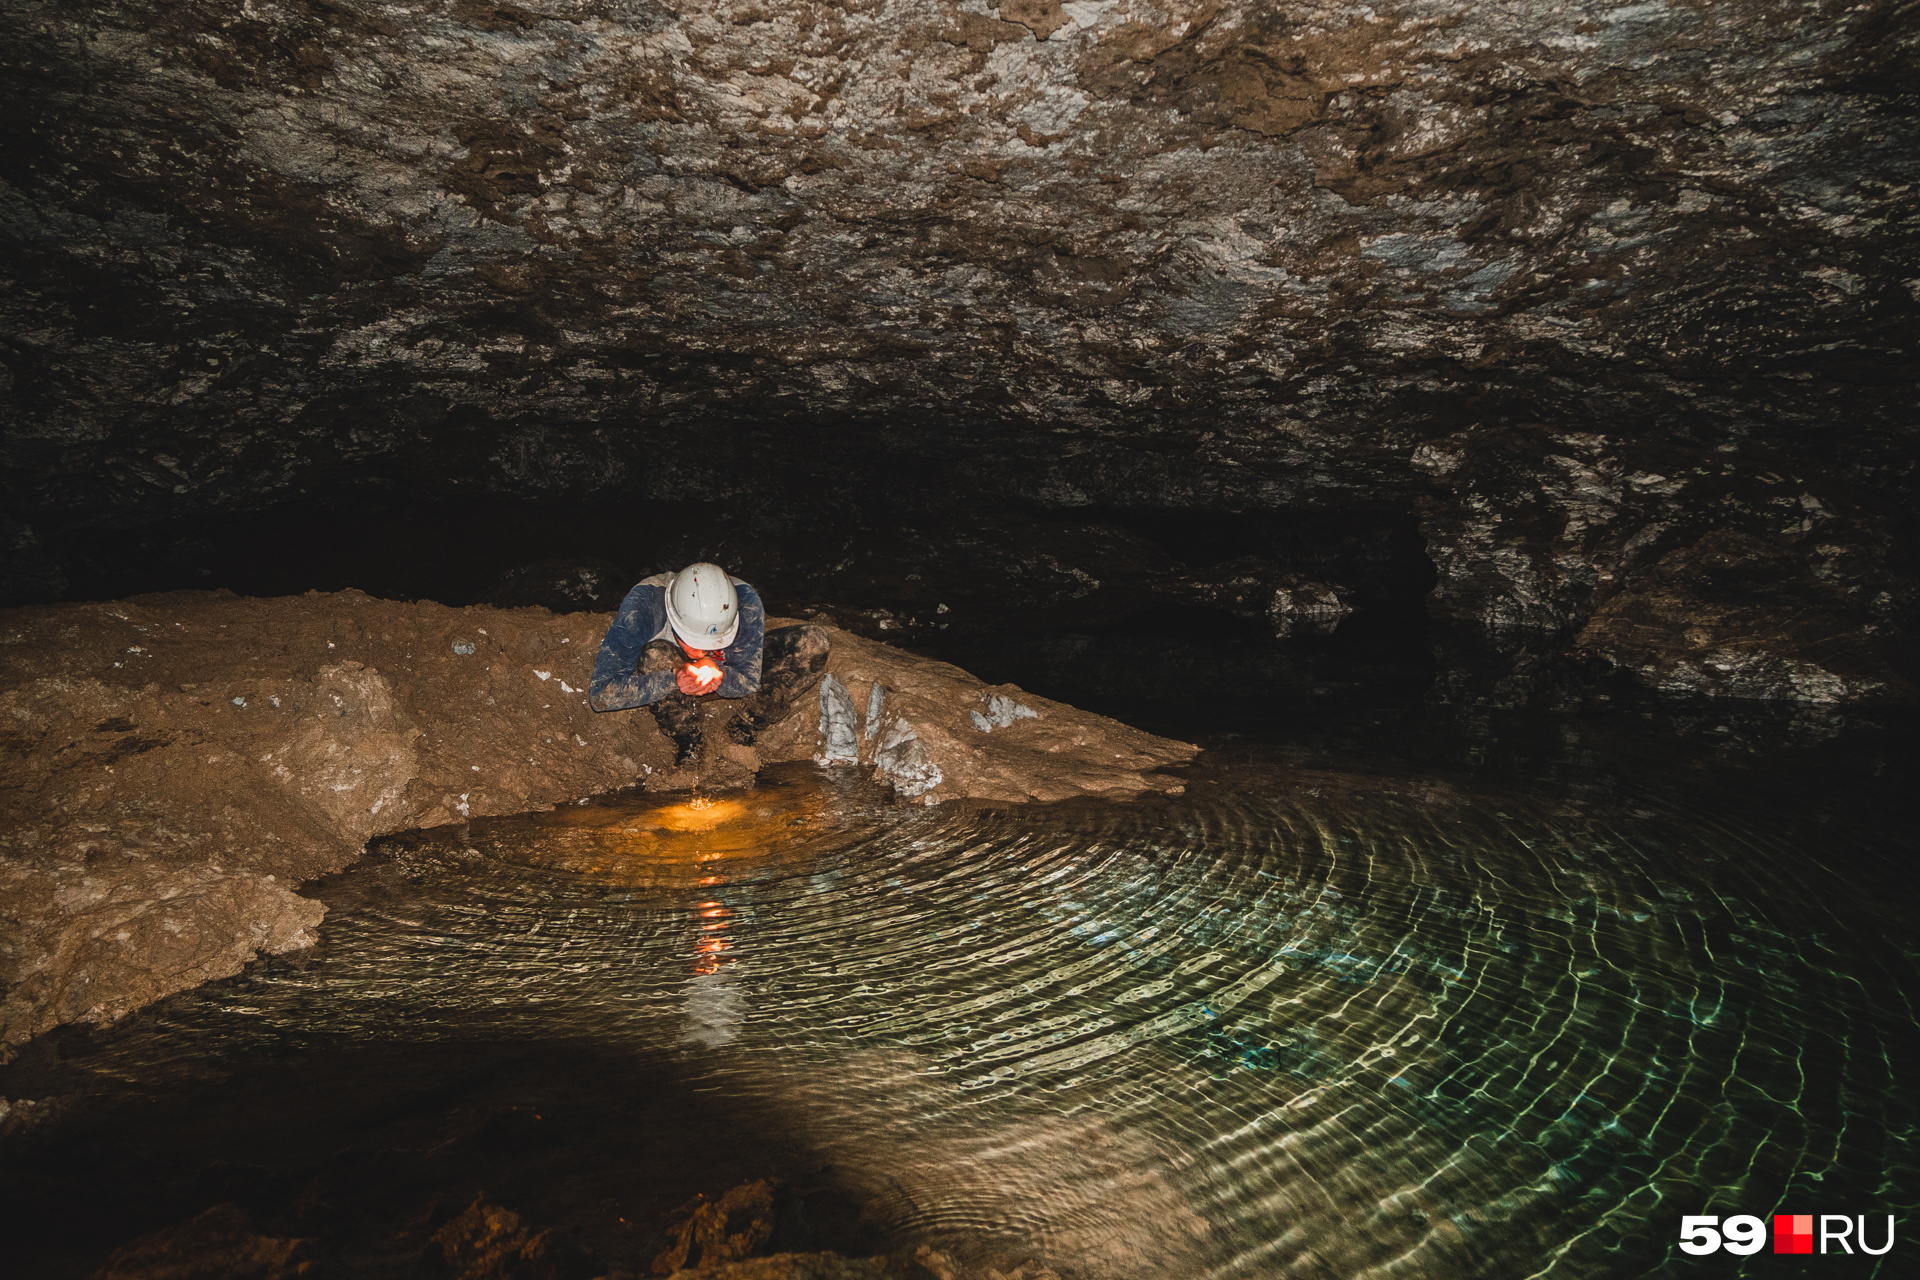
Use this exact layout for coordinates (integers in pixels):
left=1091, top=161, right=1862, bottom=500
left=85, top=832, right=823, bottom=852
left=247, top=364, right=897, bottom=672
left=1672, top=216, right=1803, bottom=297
left=589, top=562, right=828, bottom=765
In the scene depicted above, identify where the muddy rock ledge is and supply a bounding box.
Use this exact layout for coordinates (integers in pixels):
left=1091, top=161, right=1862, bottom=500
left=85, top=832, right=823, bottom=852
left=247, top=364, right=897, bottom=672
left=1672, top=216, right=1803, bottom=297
left=0, top=589, right=1193, bottom=1060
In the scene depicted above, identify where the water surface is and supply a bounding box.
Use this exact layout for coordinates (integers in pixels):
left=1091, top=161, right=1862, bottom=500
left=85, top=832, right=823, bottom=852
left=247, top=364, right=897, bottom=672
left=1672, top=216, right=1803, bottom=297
left=3, top=735, right=1913, bottom=1277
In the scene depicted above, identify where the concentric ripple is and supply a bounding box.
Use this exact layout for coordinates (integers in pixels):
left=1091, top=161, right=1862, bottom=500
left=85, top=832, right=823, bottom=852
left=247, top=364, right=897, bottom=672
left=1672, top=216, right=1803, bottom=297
left=17, top=752, right=1917, bottom=1277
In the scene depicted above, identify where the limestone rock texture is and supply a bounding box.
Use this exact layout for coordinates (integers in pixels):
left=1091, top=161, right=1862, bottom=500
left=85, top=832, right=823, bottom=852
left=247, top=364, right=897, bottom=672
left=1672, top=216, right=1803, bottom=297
left=1414, top=424, right=1916, bottom=703
left=3, top=0, right=1916, bottom=701
left=0, top=588, right=667, bottom=1057
left=0, top=590, right=1191, bottom=1057
left=757, top=619, right=1195, bottom=803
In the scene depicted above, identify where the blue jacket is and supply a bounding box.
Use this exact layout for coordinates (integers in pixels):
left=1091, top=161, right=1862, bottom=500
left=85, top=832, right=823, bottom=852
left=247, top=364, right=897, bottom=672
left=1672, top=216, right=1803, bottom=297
left=590, top=573, right=765, bottom=711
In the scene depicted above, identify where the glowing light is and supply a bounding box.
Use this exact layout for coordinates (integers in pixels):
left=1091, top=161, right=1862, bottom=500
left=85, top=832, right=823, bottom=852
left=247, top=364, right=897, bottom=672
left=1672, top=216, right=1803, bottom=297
left=693, top=934, right=731, bottom=975
left=654, top=798, right=746, bottom=831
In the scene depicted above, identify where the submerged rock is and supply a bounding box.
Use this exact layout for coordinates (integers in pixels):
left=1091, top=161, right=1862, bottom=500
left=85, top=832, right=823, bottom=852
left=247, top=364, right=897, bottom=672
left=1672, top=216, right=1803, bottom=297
left=424, top=1196, right=595, bottom=1280
left=92, top=1203, right=319, bottom=1280
left=652, top=1179, right=781, bottom=1274
left=659, top=1254, right=935, bottom=1280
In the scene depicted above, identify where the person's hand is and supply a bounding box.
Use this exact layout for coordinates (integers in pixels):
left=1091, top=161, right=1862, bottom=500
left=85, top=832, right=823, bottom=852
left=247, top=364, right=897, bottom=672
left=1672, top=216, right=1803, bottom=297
left=677, top=659, right=723, bottom=696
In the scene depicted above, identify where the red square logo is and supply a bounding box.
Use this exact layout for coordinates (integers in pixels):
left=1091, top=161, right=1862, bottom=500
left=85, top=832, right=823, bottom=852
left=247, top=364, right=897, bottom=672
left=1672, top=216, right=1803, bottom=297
left=1774, top=1214, right=1813, bottom=1254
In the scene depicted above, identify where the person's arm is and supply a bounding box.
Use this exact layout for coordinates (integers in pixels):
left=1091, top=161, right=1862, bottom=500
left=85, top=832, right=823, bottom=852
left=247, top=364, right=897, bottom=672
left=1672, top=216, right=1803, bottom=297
left=590, top=582, right=679, bottom=711
left=715, top=583, right=764, bottom=698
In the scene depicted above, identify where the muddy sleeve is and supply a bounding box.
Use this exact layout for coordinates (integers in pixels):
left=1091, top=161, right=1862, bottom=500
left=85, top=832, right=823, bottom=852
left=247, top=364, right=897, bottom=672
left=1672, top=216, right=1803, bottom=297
left=590, top=582, right=678, bottom=711
left=716, top=583, right=764, bottom=698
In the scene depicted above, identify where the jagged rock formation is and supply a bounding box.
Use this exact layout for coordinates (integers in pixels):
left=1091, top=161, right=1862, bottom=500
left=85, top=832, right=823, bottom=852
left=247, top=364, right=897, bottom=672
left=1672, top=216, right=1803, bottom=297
left=757, top=623, right=1192, bottom=803
left=3, top=0, right=1914, bottom=703
left=424, top=1195, right=598, bottom=1280
left=653, top=1179, right=784, bottom=1274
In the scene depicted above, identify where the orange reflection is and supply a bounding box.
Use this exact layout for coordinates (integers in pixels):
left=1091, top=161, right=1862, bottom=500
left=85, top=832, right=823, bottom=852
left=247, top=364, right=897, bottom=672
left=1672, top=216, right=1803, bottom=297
left=653, top=798, right=745, bottom=831
left=694, top=934, right=731, bottom=976
left=487, top=778, right=826, bottom=889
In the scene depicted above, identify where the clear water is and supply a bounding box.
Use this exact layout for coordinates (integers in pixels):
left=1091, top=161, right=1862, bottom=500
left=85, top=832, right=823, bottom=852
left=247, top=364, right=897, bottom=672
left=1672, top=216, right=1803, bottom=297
left=4, top=733, right=1914, bottom=1277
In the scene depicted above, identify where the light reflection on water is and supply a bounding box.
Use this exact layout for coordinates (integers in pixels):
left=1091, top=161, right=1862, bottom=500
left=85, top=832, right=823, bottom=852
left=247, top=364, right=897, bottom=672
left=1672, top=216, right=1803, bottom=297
left=15, top=749, right=1919, bottom=1277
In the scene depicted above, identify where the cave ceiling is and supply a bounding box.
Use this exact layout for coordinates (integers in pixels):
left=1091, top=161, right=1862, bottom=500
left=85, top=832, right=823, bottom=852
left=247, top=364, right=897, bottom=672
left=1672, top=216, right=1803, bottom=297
left=5, top=0, right=1915, bottom=504
left=2, top=0, right=1917, bottom=698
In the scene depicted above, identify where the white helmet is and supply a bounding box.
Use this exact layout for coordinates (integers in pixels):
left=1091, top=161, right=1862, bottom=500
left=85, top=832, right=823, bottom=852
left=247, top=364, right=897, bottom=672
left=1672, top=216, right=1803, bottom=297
left=665, top=562, right=740, bottom=650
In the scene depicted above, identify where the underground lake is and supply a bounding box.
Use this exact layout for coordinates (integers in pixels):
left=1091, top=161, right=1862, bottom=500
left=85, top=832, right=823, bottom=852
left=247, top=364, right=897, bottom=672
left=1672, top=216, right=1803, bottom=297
left=2, top=698, right=1911, bottom=1278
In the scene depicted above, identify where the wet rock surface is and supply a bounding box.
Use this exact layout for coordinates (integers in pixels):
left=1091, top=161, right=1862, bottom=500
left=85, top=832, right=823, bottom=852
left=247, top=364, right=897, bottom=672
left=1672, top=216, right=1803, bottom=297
left=0, top=589, right=666, bottom=1057
left=660, top=1253, right=935, bottom=1280
left=1574, top=529, right=1911, bottom=702
left=0, top=590, right=1191, bottom=1056
left=1414, top=425, right=1916, bottom=704
left=92, top=1202, right=322, bottom=1280
left=754, top=621, right=1194, bottom=805
left=5, top=0, right=1915, bottom=501
left=652, top=1179, right=784, bottom=1275
left=424, top=1195, right=597, bottom=1280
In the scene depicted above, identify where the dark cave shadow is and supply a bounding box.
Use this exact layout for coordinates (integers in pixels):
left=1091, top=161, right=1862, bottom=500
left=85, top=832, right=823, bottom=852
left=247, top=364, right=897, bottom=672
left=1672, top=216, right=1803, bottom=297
left=0, top=1035, right=891, bottom=1279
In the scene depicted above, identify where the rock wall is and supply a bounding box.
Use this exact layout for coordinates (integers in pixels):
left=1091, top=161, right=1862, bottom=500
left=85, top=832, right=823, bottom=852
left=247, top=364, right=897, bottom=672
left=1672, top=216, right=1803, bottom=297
left=1412, top=424, right=1915, bottom=703
left=1, top=589, right=1191, bottom=1058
